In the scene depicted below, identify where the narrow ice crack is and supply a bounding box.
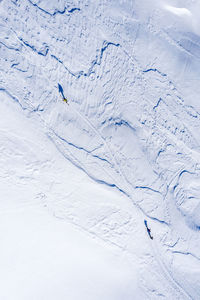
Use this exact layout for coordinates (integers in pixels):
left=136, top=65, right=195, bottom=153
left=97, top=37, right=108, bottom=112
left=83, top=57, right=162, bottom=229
left=0, top=41, right=21, bottom=52
left=153, top=97, right=163, bottom=110
left=27, top=0, right=80, bottom=17
left=52, top=131, right=113, bottom=166
left=51, top=41, right=120, bottom=79
left=143, top=68, right=167, bottom=77
left=18, top=37, right=49, bottom=56
left=51, top=54, right=76, bottom=77
left=135, top=185, right=162, bottom=194
left=106, top=117, right=136, bottom=132
left=11, top=63, right=27, bottom=72
left=0, top=87, right=25, bottom=110
left=172, top=250, right=200, bottom=261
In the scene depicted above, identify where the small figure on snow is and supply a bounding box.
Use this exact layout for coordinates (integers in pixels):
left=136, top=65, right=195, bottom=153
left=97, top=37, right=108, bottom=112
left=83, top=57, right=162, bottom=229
left=63, top=97, right=68, bottom=103
left=144, top=219, right=153, bottom=240
left=58, top=83, right=68, bottom=104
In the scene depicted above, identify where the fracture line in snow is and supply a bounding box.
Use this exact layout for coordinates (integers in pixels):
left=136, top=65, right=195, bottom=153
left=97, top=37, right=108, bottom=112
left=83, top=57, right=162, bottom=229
left=172, top=250, right=200, bottom=261
left=0, top=41, right=21, bottom=52
left=143, top=68, right=167, bottom=77
left=51, top=41, right=120, bottom=79
left=47, top=130, right=128, bottom=197
left=27, top=0, right=80, bottom=17
left=68, top=103, right=127, bottom=188
left=53, top=131, right=113, bottom=166
left=0, top=88, right=25, bottom=110
left=18, top=37, right=49, bottom=56
left=12, top=30, right=120, bottom=81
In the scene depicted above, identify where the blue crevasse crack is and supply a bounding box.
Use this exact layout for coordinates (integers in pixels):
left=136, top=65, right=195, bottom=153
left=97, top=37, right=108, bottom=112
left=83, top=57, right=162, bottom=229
left=18, top=37, right=49, bottom=56
left=27, top=0, right=80, bottom=16
left=0, top=87, right=25, bottom=110
left=68, top=8, right=80, bottom=13
left=53, top=131, right=113, bottom=166
left=135, top=185, right=161, bottom=194
left=172, top=250, right=200, bottom=261
left=143, top=68, right=167, bottom=77
left=153, top=97, right=163, bottom=110
left=0, top=41, right=21, bottom=52
left=85, top=41, right=120, bottom=78
left=47, top=132, right=129, bottom=198
left=51, top=41, right=120, bottom=79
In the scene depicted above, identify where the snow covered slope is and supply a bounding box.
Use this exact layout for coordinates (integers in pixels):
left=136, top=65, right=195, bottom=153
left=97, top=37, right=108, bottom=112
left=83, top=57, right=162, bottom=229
left=1, top=0, right=200, bottom=299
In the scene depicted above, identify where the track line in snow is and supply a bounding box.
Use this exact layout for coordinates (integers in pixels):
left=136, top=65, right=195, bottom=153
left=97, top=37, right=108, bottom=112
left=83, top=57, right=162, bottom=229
left=151, top=239, right=193, bottom=300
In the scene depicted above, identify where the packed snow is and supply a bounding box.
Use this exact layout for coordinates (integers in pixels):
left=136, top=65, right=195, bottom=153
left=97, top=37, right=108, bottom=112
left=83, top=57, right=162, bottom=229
left=0, top=0, right=200, bottom=299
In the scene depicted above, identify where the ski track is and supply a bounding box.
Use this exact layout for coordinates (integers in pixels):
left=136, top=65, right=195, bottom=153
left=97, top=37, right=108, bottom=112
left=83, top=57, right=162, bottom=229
left=152, top=240, right=192, bottom=300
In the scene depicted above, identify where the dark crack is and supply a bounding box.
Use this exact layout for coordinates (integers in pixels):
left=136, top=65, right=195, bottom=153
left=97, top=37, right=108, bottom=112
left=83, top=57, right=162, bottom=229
left=143, top=68, right=167, bottom=77
left=0, top=41, right=21, bottom=52
left=85, top=41, right=120, bottom=78
left=11, top=63, right=27, bottom=72
left=135, top=185, right=161, bottom=194
left=53, top=131, right=113, bottom=167
left=172, top=250, right=200, bottom=261
left=51, top=41, right=120, bottom=79
left=47, top=132, right=129, bottom=198
left=18, top=37, right=49, bottom=56
left=0, top=87, right=25, bottom=110
left=51, top=54, right=76, bottom=76
left=68, top=7, right=80, bottom=13
left=153, top=97, right=163, bottom=110
left=27, top=0, right=80, bottom=17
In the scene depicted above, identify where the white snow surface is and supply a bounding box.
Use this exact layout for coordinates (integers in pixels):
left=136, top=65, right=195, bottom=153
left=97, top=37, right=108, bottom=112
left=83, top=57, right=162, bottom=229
left=1, top=0, right=200, bottom=299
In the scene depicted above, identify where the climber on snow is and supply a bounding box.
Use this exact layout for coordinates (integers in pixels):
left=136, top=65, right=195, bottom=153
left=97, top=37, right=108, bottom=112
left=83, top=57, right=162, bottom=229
left=144, top=219, right=153, bottom=240
left=63, top=97, right=68, bottom=103
left=58, top=83, right=68, bottom=103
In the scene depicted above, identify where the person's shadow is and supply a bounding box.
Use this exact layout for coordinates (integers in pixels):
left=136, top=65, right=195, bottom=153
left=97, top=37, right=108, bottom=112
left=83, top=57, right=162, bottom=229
left=58, top=83, right=65, bottom=99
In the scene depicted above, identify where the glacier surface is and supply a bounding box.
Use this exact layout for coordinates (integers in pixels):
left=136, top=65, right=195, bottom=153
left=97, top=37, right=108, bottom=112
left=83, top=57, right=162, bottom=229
left=0, top=0, right=200, bottom=299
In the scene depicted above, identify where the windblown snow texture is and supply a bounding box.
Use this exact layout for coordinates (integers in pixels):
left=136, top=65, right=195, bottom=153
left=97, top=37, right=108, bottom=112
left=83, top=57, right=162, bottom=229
left=1, top=0, right=200, bottom=299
